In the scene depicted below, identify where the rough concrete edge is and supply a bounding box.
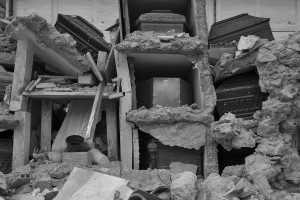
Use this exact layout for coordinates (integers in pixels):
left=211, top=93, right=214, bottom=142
left=115, top=32, right=207, bottom=56
left=195, top=0, right=218, bottom=178
left=5, top=13, right=91, bottom=74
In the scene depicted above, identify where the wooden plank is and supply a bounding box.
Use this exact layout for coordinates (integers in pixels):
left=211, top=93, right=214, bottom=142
left=24, top=80, right=35, bottom=92
left=84, top=83, right=105, bottom=146
left=12, top=111, right=31, bottom=170
left=28, top=77, right=42, bottom=92
left=118, top=0, right=125, bottom=40
left=51, top=0, right=58, bottom=25
left=10, top=40, right=34, bottom=112
left=86, top=52, right=104, bottom=82
left=122, top=0, right=131, bottom=36
left=114, top=49, right=133, bottom=170
left=133, top=128, right=139, bottom=170
left=41, top=100, right=52, bottom=152
left=78, top=74, right=98, bottom=86
left=296, top=0, right=300, bottom=31
left=106, top=101, right=119, bottom=161
left=23, top=91, right=101, bottom=100
left=119, top=92, right=133, bottom=170
left=114, top=50, right=131, bottom=93
left=38, top=75, right=78, bottom=80
left=97, top=51, right=108, bottom=80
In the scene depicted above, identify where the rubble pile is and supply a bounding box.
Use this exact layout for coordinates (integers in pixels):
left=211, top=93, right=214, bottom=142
left=209, top=32, right=300, bottom=199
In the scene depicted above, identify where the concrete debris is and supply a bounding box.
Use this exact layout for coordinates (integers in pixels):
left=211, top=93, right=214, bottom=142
left=221, top=165, right=245, bottom=178
left=115, top=31, right=207, bottom=56
left=170, top=172, right=197, bottom=200
left=139, top=122, right=206, bottom=149
left=127, top=105, right=214, bottom=125
left=127, top=105, right=213, bottom=149
left=169, top=162, right=198, bottom=174
left=210, top=113, right=257, bottom=151
left=121, top=169, right=171, bottom=192
left=53, top=167, right=132, bottom=200
left=237, top=35, right=260, bottom=51
left=6, top=13, right=91, bottom=76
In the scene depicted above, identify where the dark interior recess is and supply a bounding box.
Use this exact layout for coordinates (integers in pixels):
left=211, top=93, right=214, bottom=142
left=217, top=144, right=255, bottom=174
left=127, top=0, right=197, bottom=36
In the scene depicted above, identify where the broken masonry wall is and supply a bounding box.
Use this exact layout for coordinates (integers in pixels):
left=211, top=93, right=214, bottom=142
left=210, top=32, right=300, bottom=196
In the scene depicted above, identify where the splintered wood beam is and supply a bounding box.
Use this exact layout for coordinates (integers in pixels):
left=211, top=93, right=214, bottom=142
left=86, top=52, right=104, bottom=82
left=10, top=40, right=34, bottom=112
left=12, top=111, right=31, bottom=170
left=97, top=51, right=108, bottom=80
left=84, top=83, right=105, bottom=146
left=41, top=100, right=52, bottom=152
left=115, top=50, right=134, bottom=170
left=106, top=101, right=119, bottom=161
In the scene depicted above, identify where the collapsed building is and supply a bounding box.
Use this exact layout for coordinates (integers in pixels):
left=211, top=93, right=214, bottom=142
left=0, top=0, right=299, bottom=200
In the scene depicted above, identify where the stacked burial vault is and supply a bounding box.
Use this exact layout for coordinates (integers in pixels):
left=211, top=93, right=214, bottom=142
left=115, top=0, right=218, bottom=177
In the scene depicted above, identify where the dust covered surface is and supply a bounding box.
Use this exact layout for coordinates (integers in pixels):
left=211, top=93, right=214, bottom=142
left=115, top=31, right=207, bottom=56
left=5, top=13, right=91, bottom=74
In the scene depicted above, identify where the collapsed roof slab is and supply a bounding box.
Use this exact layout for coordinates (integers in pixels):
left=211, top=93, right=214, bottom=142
left=6, top=13, right=91, bottom=76
left=115, top=31, right=207, bottom=56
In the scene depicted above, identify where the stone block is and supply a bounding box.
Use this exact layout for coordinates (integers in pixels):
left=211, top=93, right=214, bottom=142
left=170, top=172, right=197, bottom=200
left=62, top=152, right=91, bottom=165
left=170, top=162, right=198, bottom=174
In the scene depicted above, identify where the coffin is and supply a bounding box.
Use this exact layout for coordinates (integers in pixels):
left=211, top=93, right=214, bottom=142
left=148, top=139, right=202, bottom=175
left=136, top=77, right=193, bottom=108
left=209, top=13, right=274, bottom=45
left=55, top=14, right=110, bottom=61
left=216, top=73, right=268, bottom=119
left=135, top=10, right=186, bottom=33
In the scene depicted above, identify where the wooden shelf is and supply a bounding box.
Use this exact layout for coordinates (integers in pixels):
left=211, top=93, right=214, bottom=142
left=23, top=91, right=98, bottom=100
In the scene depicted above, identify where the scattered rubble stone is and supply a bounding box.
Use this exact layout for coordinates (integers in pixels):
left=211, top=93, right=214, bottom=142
left=170, top=171, right=197, bottom=200
left=122, top=169, right=171, bottom=192
left=210, top=113, right=257, bottom=151
left=169, top=162, right=198, bottom=174
left=221, top=165, right=245, bottom=178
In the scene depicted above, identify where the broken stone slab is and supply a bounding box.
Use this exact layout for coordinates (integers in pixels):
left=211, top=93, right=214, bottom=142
left=221, top=165, right=245, bottom=178
left=121, top=169, right=171, bottom=192
left=255, top=134, right=292, bottom=157
left=115, top=31, right=207, bottom=56
left=139, top=122, right=206, bottom=149
left=199, top=173, right=235, bottom=199
left=170, top=172, right=197, bottom=200
left=245, top=153, right=281, bottom=180
left=210, top=113, right=257, bottom=151
left=169, top=162, right=198, bottom=174
left=54, top=167, right=132, bottom=200
left=6, top=13, right=91, bottom=76
left=281, top=152, right=300, bottom=184
left=126, top=106, right=214, bottom=125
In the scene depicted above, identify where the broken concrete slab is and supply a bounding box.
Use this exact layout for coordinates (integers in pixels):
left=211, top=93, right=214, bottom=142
left=221, top=165, right=245, bottom=178
left=139, top=122, right=206, bottom=149
left=210, top=113, right=257, bottom=151
left=170, top=172, right=197, bottom=200
left=0, top=172, right=6, bottom=192
left=245, top=154, right=280, bottom=180
left=6, top=13, right=91, bottom=76
left=255, top=134, right=292, bottom=156
left=199, top=173, right=235, bottom=199
left=127, top=106, right=213, bottom=125
left=115, top=31, right=207, bottom=56
left=169, top=162, right=198, bottom=174
left=121, top=169, right=171, bottom=192
left=54, top=167, right=132, bottom=200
